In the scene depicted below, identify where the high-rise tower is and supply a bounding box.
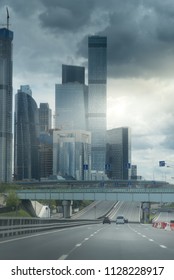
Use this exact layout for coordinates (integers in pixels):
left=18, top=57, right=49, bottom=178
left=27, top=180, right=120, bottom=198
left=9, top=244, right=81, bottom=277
left=106, top=127, right=131, bottom=180
left=55, top=64, right=87, bottom=130
left=39, top=103, right=52, bottom=132
left=62, top=64, right=85, bottom=84
left=14, top=86, right=39, bottom=180
left=88, top=36, right=107, bottom=172
left=0, top=25, right=13, bottom=182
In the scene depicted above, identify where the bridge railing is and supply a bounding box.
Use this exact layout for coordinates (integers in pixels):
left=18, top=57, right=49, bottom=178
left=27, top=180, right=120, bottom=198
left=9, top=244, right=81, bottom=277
left=17, top=187, right=174, bottom=194
left=0, top=217, right=101, bottom=239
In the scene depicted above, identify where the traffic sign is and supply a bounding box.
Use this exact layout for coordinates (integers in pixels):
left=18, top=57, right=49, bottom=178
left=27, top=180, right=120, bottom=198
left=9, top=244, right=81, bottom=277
left=159, top=161, right=165, bottom=167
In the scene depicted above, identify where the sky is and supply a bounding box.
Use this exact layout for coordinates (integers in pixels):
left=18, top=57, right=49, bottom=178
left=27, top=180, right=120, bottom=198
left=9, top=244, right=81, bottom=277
left=1, top=0, right=174, bottom=182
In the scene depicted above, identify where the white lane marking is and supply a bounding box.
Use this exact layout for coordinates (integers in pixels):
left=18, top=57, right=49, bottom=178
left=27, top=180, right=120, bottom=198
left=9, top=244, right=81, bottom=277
left=129, top=224, right=169, bottom=249
left=160, top=245, right=167, bottom=249
left=58, top=254, right=68, bottom=260
left=59, top=227, right=104, bottom=259
left=0, top=224, right=99, bottom=245
left=58, top=224, right=104, bottom=260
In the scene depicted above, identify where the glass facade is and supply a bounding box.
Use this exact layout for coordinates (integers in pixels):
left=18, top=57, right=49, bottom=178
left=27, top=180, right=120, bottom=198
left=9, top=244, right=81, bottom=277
left=38, top=132, right=53, bottom=179
left=88, top=36, right=107, bottom=172
left=62, top=64, right=85, bottom=84
left=106, top=127, right=131, bottom=180
left=14, top=86, right=39, bottom=180
left=53, top=130, right=91, bottom=180
left=39, top=103, right=52, bottom=132
left=0, top=28, right=13, bottom=182
left=55, top=83, right=88, bottom=130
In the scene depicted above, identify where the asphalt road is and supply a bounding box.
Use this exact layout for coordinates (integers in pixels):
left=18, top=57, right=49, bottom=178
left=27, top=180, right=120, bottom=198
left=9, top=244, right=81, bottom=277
left=72, top=201, right=116, bottom=219
left=108, top=201, right=141, bottom=222
left=0, top=222, right=174, bottom=260
left=72, top=201, right=141, bottom=222
left=153, top=211, right=174, bottom=222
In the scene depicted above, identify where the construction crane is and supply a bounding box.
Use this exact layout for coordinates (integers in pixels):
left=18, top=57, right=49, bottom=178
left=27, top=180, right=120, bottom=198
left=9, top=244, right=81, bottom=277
left=0, top=7, right=10, bottom=29
left=6, top=7, right=9, bottom=29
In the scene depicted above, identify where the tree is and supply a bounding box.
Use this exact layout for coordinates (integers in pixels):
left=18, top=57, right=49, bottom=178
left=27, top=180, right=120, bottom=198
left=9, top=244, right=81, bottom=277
left=6, top=191, right=20, bottom=210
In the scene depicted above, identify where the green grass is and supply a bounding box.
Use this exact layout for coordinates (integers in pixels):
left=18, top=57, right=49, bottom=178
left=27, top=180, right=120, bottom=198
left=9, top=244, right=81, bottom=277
left=0, top=209, right=31, bottom=217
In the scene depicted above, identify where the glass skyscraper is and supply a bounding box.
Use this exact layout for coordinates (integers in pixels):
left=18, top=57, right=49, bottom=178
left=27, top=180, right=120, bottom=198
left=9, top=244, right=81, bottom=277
left=14, top=86, right=39, bottom=180
left=38, top=132, right=53, bottom=179
left=55, top=64, right=87, bottom=130
left=62, top=64, right=85, bottom=84
left=88, top=36, right=107, bottom=172
left=55, top=83, right=88, bottom=130
left=0, top=28, right=13, bottom=182
left=106, top=127, right=131, bottom=180
left=53, top=130, right=91, bottom=180
left=39, top=103, right=52, bottom=132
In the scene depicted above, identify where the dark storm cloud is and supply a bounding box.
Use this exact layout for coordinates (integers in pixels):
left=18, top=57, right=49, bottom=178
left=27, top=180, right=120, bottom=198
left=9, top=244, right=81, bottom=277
left=76, top=0, right=174, bottom=78
left=39, top=0, right=96, bottom=32
left=0, top=0, right=41, bottom=17
left=2, top=0, right=174, bottom=79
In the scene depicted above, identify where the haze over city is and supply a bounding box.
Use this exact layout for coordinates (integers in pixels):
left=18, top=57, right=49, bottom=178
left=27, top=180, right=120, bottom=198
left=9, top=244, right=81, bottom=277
left=1, top=0, right=174, bottom=181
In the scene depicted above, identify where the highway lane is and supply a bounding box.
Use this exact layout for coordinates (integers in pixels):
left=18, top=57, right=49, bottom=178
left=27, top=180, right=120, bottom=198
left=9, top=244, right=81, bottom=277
left=72, top=201, right=141, bottom=222
left=153, top=211, right=174, bottom=222
left=0, top=223, right=174, bottom=260
left=109, top=201, right=141, bottom=223
left=72, top=201, right=116, bottom=219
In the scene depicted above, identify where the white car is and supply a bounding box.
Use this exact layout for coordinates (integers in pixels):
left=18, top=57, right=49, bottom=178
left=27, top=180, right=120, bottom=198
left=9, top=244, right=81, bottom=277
left=116, top=215, right=125, bottom=224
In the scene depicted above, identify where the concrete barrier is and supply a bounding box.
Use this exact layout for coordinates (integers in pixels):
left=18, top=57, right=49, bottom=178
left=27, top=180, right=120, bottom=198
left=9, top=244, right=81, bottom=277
left=152, top=222, right=166, bottom=229
left=164, top=222, right=171, bottom=231
left=170, top=223, right=174, bottom=231
left=152, top=221, right=174, bottom=231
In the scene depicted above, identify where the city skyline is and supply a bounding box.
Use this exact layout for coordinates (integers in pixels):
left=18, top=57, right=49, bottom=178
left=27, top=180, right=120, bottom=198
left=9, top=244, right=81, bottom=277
left=1, top=1, right=174, bottom=181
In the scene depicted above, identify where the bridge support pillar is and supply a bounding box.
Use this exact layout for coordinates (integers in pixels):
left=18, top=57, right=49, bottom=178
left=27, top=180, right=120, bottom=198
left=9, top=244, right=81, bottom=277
left=62, top=200, right=73, bottom=218
left=142, top=202, right=150, bottom=223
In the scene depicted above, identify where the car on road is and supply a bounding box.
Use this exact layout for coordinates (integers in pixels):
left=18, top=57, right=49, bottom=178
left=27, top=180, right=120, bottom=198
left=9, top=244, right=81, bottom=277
left=116, top=215, right=125, bottom=224
left=103, top=216, right=111, bottom=224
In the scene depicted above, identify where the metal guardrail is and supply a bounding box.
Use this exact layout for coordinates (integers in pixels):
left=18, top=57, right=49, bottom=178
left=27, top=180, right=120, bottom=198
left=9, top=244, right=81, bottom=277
left=17, top=187, right=174, bottom=194
left=15, top=187, right=174, bottom=203
left=0, top=217, right=101, bottom=239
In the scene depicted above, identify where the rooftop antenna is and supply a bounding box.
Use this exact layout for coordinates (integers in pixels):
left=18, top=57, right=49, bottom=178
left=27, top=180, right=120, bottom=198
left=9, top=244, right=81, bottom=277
left=6, top=7, right=9, bottom=29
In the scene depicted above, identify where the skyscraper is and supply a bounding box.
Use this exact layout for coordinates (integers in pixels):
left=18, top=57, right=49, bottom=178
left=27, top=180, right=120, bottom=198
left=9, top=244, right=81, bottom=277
left=55, top=64, right=87, bottom=130
left=0, top=27, right=13, bottom=182
left=14, top=86, right=39, bottom=180
left=88, top=36, right=107, bottom=172
left=62, top=64, right=85, bottom=84
left=53, top=130, right=91, bottom=180
left=38, top=131, right=53, bottom=179
left=106, top=127, right=131, bottom=180
left=39, top=103, right=52, bottom=132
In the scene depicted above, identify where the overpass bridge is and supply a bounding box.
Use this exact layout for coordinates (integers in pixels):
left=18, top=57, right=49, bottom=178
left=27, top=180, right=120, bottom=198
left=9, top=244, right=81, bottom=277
left=16, top=186, right=174, bottom=203
left=14, top=179, right=174, bottom=203
left=14, top=180, right=174, bottom=218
